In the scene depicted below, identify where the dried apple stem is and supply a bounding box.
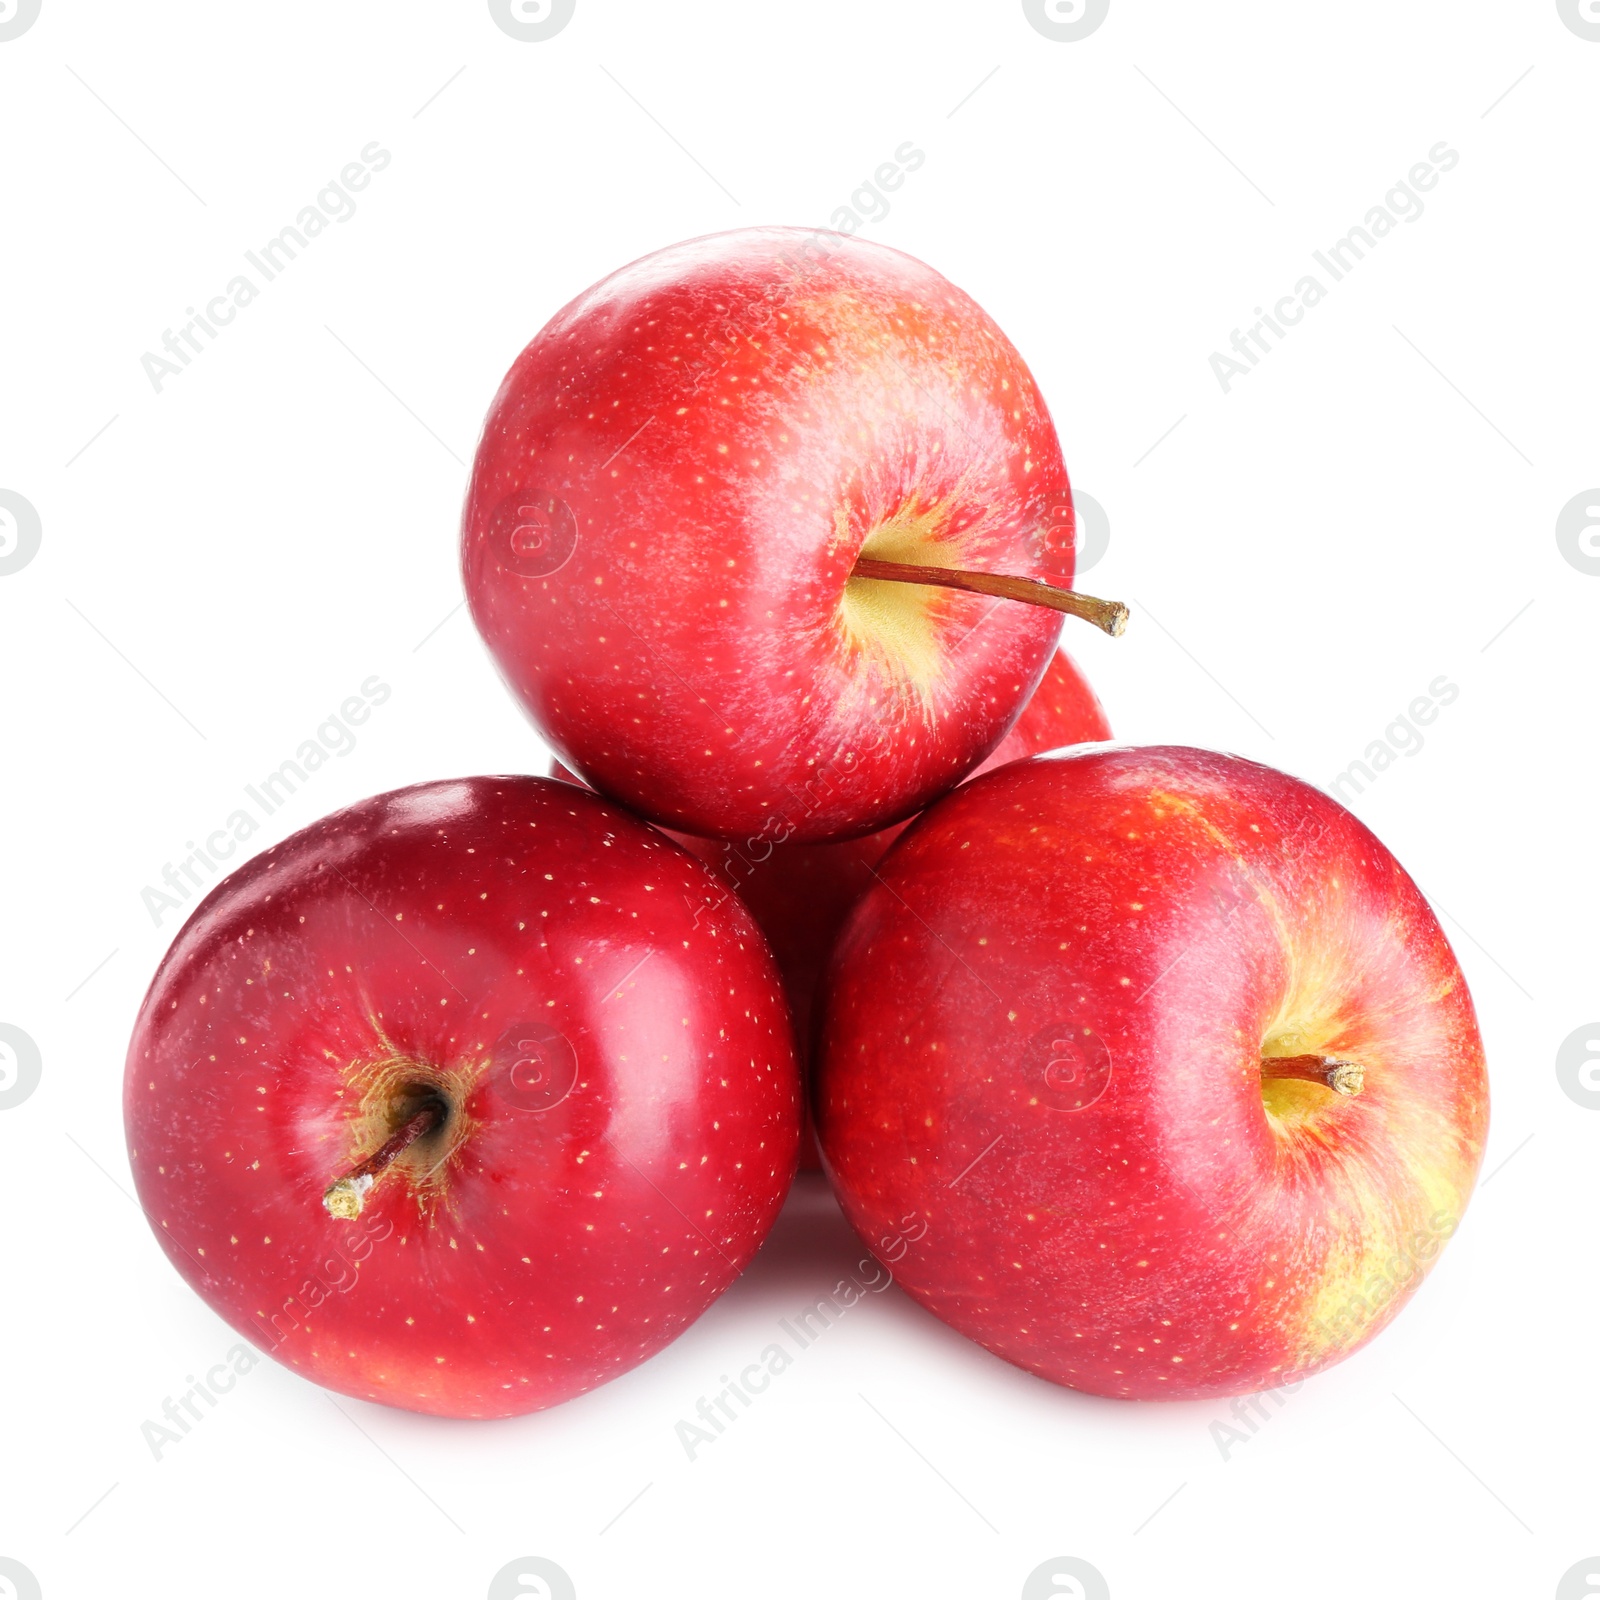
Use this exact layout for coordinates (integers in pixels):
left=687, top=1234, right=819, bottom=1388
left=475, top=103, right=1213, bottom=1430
left=1260, top=1054, right=1365, bottom=1096
left=323, top=1100, right=445, bottom=1220
left=849, top=556, right=1129, bottom=637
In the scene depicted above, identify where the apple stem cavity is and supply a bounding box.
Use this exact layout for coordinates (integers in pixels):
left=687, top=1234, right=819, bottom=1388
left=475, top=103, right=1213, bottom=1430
left=323, top=1098, right=446, bottom=1220
left=849, top=556, right=1129, bottom=637
left=1260, top=1054, right=1365, bottom=1096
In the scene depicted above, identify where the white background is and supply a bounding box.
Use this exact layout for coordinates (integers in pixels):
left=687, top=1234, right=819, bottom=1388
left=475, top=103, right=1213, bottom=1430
left=2, top=2, right=1595, bottom=1596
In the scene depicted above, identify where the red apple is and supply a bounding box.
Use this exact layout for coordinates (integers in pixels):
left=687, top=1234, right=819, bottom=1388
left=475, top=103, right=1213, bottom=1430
left=817, top=746, right=1489, bottom=1399
left=124, top=776, right=800, bottom=1419
left=463, top=226, right=1105, bottom=844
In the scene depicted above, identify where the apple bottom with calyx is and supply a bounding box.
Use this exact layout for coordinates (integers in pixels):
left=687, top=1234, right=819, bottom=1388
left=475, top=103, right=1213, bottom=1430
left=818, top=746, right=1488, bottom=1400
left=124, top=776, right=800, bottom=1419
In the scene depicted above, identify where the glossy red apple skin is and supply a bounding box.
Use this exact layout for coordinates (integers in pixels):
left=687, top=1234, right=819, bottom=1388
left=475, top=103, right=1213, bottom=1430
left=125, top=777, right=800, bottom=1420
left=689, top=647, right=1112, bottom=1052
left=463, top=226, right=1074, bottom=844
left=552, top=648, right=1111, bottom=1167
left=817, top=746, right=1489, bottom=1400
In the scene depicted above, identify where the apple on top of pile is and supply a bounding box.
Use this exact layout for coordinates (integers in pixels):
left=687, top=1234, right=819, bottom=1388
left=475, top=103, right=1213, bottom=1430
left=124, top=229, right=1488, bottom=1420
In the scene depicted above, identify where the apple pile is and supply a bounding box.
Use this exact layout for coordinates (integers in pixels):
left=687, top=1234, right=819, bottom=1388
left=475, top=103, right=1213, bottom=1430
left=126, top=228, right=1487, bottom=1419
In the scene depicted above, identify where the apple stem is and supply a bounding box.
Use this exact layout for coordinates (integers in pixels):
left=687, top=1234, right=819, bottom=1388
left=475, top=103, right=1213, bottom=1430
left=1260, top=1054, right=1365, bottom=1096
left=322, top=1100, right=445, bottom=1220
left=849, top=556, right=1129, bottom=637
